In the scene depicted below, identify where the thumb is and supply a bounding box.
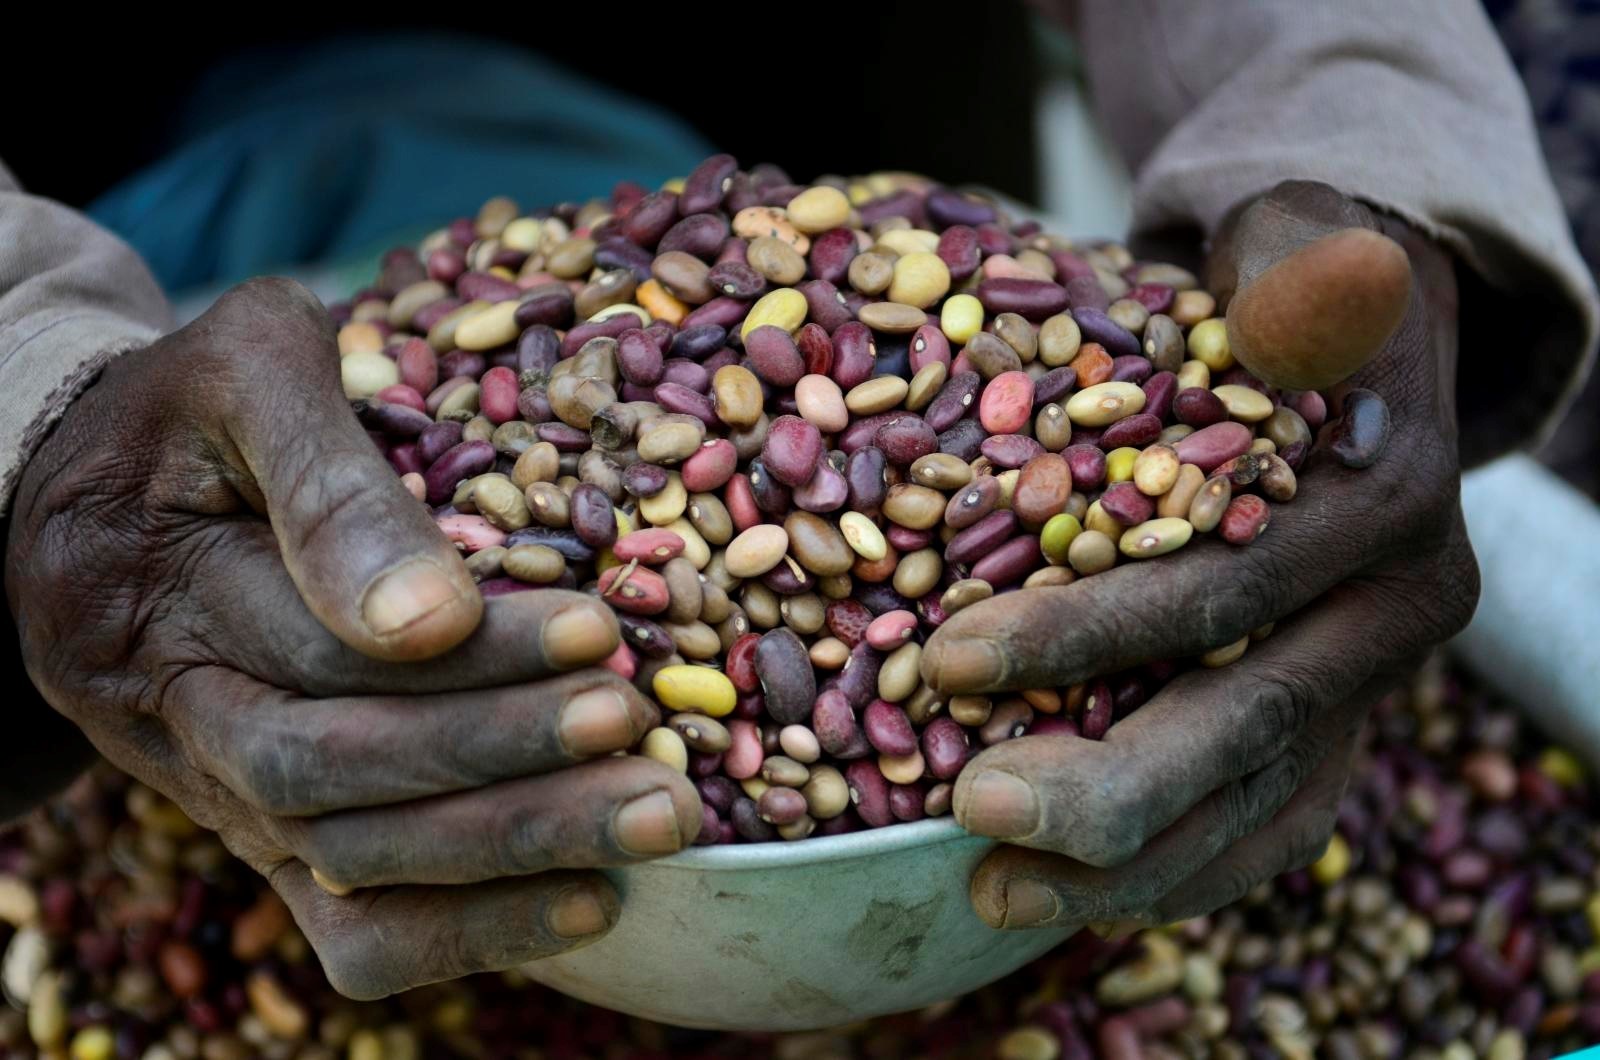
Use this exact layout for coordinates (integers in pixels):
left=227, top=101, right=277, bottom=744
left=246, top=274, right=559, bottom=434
left=203, top=278, right=483, bottom=661
left=1213, top=181, right=1412, bottom=392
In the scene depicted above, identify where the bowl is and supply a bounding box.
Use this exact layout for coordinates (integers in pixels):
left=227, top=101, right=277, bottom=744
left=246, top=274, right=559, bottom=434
left=521, top=818, right=1073, bottom=1031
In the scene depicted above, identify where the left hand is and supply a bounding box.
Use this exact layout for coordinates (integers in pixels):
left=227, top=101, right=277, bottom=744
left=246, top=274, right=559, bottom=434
left=921, top=181, right=1481, bottom=931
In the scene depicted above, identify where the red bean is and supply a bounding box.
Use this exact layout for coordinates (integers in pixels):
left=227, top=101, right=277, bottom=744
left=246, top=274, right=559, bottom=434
left=746, top=326, right=806, bottom=387
left=921, top=717, right=970, bottom=780
left=479, top=366, right=520, bottom=425
left=617, top=328, right=665, bottom=386
left=1174, top=421, right=1253, bottom=472
left=1173, top=387, right=1228, bottom=427
left=798, top=279, right=854, bottom=333
left=1100, top=482, right=1155, bottom=526
left=875, top=414, right=939, bottom=465
left=1100, top=412, right=1162, bottom=449
left=830, top=322, right=877, bottom=390
left=947, top=510, right=1018, bottom=566
left=424, top=440, right=496, bottom=504
left=846, top=761, right=894, bottom=827
left=936, top=224, right=981, bottom=281
left=1219, top=493, right=1271, bottom=545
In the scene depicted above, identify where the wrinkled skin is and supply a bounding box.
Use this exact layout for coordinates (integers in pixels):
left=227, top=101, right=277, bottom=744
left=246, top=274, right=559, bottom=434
left=923, top=182, right=1481, bottom=932
left=5, top=279, right=702, bottom=998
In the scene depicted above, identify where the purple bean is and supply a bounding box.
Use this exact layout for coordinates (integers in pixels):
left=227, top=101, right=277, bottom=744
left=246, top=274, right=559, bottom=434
left=617, top=328, right=665, bottom=386
left=1110, top=355, right=1152, bottom=384
left=424, top=440, right=496, bottom=504
left=798, top=279, right=854, bottom=333
left=837, top=641, right=885, bottom=707
left=970, top=534, right=1042, bottom=586
left=654, top=382, right=720, bottom=426
left=936, top=224, right=981, bottom=281
left=980, top=433, right=1044, bottom=469
left=730, top=797, right=777, bottom=842
left=792, top=458, right=848, bottom=512
left=680, top=296, right=747, bottom=331
left=1033, top=366, right=1077, bottom=408
left=680, top=154, right=737, bottom=214
left=706, top=261, right=765, bottom=300
left=416, top=421, right=464, bottom=466
left=889, top=784, right=926, bottom=822
left=1173, top=387, right=1228, bottom=428
left=1100, top=412, right=1162, bottom=449
left=830, top=322, right=877, bottom=390
left=652, top=211, right=729, bottom=260
left=1330, top=388, right=1391, bottom=468
left=976, top=278, right=1070, bottom=321
left=925, top=187, right=997, bottom=228
left=559, top=314, right=634, bottom=358
left=618, top=615, right=675, bottom=658
left=845, top=446, right=888, bottom=517
left=1141, top=370, right=1178, bottom=423
left=536, top=422, right=591, bottom=451
left=926, top=371, right=982, bottom=432
left=874, top=414, right=938, bottom=465
left=503, top=526, right=596, bottom=563
left=812, top=689, right=861, bottom=756
left=620, top=190, right=679, bottom=248
left=863, top=700, right=918, bottom=756
left=1072, top=307, right=1140, bottom=358
left=568, top=483, right=617, bottom=548
left=839, top=412, right=896, bottom=454
left=660, top=358, right=711, bottom=393
left=946, top=510, right=1019, bottom=566
left=746, top=326, right=806, bottom=386
left=1174, top=422, right=1253, bottom=472
left=1065, top=274, right=1110, bottom=312
left=515, top=288, right=574, bottom=330
left=944, top=475, right=1002, bottom=529
left=856, top=189, right=925, bottom=228
left=938, top=418, right=988, bottom=462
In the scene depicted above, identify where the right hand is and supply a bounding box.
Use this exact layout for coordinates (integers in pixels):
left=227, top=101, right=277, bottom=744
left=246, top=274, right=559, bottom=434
left=4, top=278, right=702, bottom=998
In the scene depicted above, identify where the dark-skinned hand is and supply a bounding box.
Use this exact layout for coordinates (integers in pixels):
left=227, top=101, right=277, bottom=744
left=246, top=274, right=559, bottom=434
left=922, top=182, right=1481, bottom=933
left=5, top=278, right=703, bottom=998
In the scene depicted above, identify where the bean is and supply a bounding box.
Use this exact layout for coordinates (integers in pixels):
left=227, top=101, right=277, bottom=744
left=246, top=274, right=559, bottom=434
left=1120, top=517, right=1194, bottom=559
left=925, top=371, right=982, bottom=432
left=1068, top=529, right=1117, bottom=575
left=1331, top=388, right=1392, bottom=468
left=881, top=483, right=946, bottom=529
left=978, top=278, right=1070, bottom=320
left=964, top=332, right=1024, bottom=379
left=864, top=700, right=919, bottom=756
left=1259, top=453, right=1298, bottom=501
left=971, top=534, right=1043, bottom=587
left=945, top=475, right=1002, bottom=529
left=1157, top=463, right=1206, bottom=519
left=878, top=642, right=923, bottom=702
left=755, top=628, right=816, bottom=725
left=1219, top=494, right=1271, bottom=545
left=980, top=698, right=1034, bottom=745
left=846, top=761, right=894, bottom=827
left=1101, top=482, right=1156, bottom=526
left=980, top=433, right=1044, bottom=470
left=1187, top=477, right=1232, bottom=533
left=1213, top=383, right=1275, bottom=423
left=1066, top=381, right=1146, bottom=427
left=979, top=371, right=1036, bottom=434
left=946, top=510, right=1018, bottom=566
left=1174, top=421, right=1253, bottom=472
left=785, top=511, right=855, bottom=575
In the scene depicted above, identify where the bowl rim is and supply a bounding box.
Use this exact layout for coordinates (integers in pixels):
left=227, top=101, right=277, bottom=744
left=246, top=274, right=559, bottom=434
left=648, top=817, right=970, bottom=871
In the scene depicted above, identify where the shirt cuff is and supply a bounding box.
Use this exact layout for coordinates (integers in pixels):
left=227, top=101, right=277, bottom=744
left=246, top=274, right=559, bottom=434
left=0, top=311, right=159, bottom=518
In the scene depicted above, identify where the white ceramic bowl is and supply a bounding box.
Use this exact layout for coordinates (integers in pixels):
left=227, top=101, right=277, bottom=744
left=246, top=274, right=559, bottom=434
left=523, top=818, right=1072, bottom=1031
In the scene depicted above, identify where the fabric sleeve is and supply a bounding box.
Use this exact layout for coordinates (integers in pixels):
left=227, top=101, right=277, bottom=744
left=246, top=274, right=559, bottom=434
left=1072, top=0, right=1598, bottom=465
left=0, top=159, right=173, bottom=515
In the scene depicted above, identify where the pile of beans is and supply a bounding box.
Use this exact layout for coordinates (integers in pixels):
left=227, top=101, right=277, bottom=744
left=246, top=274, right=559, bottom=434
left=334, top=155, right=1386, bottom=843
left=2, top=660, right=1594, bottom=1059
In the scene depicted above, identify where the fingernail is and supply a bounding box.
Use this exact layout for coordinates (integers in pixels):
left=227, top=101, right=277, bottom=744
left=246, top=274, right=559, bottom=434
left=542, top=605, right=617, bottom=670
left=362, top=559, right=462, bottom=637
left=957, top=771, right=1039, bottom=839
left=927, top=638, right=1005, bottom=691
left=310, top=868, right=353, bottom=897
left=1001, top=879, right=1060, bottom=929
left=558, top=688, right=635, bottom=756
left=1087, top=919, right=1146, bottom=941
left=548, top=888, right=610, bottom=939
left=614, top=791, right=682, bottom=856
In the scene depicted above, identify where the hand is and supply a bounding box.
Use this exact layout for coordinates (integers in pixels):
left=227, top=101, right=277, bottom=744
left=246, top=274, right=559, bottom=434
left=920, top=182, right=1480, bottom=930
left=5, top=279, right=702, bottom=997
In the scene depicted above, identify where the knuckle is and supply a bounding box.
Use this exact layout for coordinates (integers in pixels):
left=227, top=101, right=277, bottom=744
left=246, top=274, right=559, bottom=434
left=1243, top=670, right=1318, bottom=763
left=235, top=726, right=327, bottom=816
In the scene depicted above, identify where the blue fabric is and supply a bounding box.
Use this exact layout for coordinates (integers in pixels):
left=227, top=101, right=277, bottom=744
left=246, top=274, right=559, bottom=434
left=88, top=34, right=715, bottom=292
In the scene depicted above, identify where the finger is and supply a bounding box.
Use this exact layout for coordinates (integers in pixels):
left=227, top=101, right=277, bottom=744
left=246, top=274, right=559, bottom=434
left=1212, top=181, right=1412, bottom=393
left=272, top=756, right=703, bottom=889
left=1146, top=706, right=1362, bottom=924
left=922, top=483, right=1381, bottom=696
left=270, top=861, right=617, bottom=1000
left=948, top=588, right=1419, bottom=865
left=171, top=666, right=658, bottom=816
left=197, top=278, right=483, bottom=662
left=182, top=520, right=618, bottom=695
left=964, top=676, right=1375, bottom=930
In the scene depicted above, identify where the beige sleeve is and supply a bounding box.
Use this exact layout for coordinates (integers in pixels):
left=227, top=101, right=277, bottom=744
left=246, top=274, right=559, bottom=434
left=1072, top=0, right=1598, bottom=466
left=0, top=160, right=173, bottom=515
